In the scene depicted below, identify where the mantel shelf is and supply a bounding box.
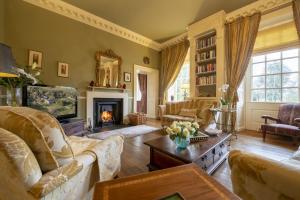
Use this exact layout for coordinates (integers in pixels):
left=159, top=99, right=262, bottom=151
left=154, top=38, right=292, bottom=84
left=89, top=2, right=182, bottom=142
left=87, top=86, right=127, bottom=92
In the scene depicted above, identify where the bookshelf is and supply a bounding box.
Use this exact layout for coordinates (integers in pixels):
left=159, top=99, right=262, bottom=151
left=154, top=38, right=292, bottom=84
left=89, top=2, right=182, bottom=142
left=195, top=31, right=217, bottom=97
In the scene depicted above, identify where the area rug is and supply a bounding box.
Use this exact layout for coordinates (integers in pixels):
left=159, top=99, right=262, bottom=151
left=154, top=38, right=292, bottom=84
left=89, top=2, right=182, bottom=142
left=88, top=125, right=160, bottom=140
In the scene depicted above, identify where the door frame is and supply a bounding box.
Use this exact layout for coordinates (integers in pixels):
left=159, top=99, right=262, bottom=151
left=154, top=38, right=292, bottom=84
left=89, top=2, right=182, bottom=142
left=133, top=64, right=159, bottom=118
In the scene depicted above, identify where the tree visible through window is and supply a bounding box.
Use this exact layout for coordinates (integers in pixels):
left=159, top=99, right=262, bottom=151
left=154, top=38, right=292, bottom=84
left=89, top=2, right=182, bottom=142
left=168, top=55, right=190, bottom=102
left=251, top=48, right=299, bottom=103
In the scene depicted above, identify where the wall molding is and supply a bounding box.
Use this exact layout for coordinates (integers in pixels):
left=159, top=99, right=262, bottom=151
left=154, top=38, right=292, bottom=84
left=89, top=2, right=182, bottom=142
left=226, top=0, right=292, bottom=22
left=160, top=32, right=188, bottom=48
left=23, top=0, right=162, bottom=51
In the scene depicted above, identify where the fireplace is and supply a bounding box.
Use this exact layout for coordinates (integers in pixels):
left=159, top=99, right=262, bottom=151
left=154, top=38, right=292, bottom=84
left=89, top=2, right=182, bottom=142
left=93, top=98, right=123, bottom=129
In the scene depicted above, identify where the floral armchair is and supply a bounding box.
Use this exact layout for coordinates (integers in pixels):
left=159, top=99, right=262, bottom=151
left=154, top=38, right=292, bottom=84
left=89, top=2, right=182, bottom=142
left=0, top=106, right=124, bottom=200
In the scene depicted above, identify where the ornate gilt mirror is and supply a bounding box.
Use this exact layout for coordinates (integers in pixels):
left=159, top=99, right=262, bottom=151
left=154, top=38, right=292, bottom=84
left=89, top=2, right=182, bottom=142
left=95, top=49, right=122, bottom=87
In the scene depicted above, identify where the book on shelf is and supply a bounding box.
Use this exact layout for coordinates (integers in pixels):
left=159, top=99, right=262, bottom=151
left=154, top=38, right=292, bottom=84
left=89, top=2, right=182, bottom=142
left=195, top=49, right=216, bottom=62
left=196, top=63, right=216, bottom=74
left=196, top=75, right=216, bottom=86
left=196, top=35, right=216, bottom=49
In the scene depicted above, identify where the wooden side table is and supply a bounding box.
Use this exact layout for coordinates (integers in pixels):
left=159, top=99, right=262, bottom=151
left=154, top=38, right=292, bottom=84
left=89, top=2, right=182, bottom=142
left=93, top=164, right=239, bottom=200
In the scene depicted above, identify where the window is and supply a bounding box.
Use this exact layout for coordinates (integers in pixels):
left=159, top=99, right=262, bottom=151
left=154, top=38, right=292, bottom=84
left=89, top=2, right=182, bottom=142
left=251, top=48, right=300, bottom=103
left=168, top=57, right=190, bottom=102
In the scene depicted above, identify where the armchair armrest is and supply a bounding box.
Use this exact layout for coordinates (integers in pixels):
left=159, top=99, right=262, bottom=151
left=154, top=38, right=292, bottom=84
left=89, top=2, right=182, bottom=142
left=261, top=115, right=280, bottom=124
left=158, top=105, right=166, bottom=120
left=229, top=150, right=300, bottom=200
left=29, top=160, right=83, bottom=198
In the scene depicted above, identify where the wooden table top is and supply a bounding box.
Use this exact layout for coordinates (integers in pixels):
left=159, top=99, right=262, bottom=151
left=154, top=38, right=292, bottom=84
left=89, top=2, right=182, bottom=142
left=93, top=164, right=239, bottom=200
left=144, top=133, right=231, bottom=163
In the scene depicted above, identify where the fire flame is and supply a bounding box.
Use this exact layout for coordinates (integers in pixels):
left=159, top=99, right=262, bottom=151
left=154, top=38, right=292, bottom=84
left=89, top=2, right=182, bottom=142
left=101, top=111, right=113, bottom=122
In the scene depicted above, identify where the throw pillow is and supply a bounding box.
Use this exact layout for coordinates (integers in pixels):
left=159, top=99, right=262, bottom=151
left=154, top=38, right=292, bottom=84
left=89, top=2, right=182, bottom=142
left=0, top=128, right=42, bottom=189
left=179, top=108, right=197, bottom=118
left=0, top=107, right=74, bottom=171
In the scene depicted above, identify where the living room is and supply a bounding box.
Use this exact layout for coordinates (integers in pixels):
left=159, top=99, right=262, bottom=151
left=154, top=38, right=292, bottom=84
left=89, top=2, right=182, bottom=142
left=0, top=0, right=300, bottom=200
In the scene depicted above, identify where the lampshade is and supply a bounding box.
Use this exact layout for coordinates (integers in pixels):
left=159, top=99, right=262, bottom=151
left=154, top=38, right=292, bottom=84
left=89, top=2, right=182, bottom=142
left=0, top=43, right=18, bottom=77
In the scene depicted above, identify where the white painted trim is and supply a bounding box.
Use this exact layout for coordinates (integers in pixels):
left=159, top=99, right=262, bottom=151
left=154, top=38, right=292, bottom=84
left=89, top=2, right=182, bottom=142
left=23, top=0, right=162, bottom=51
left=160, top=32, right=188, bottom=48
left=133, top=64, right=159, bottom=119
left=226, top=0, right=292, bottom=22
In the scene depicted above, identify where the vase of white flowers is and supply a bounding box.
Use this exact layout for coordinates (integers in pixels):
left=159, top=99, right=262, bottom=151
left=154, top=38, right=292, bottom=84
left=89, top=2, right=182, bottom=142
left=218, top=84, right=230, bottom=110
left=165, top=121, right=200, bottom=149
left=0, top=63, right=41, bottom=106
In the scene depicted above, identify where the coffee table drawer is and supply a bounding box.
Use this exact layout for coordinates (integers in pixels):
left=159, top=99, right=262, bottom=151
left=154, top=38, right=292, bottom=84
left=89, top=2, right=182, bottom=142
left=195, top=150, right=214, bottom=171
left=151, top=149, right=186, bottom=169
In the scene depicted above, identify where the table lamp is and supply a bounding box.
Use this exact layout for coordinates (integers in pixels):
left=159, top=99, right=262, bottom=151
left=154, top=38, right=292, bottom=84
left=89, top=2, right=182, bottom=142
left=0, top=43, right=18, bottom=77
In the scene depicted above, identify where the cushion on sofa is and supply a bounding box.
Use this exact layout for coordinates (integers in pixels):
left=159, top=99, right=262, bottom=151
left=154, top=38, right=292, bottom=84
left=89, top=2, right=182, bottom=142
left=0, top=107, right=74, bottom=171
left=179, top=108, right=197, bottom=117
left=162, top=115, right=201, bottom=123
left=0, top=128, right=42, bottom=189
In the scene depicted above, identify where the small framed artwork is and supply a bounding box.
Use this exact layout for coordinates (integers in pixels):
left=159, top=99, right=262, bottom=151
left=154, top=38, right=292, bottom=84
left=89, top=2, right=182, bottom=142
left=58, top=62, right=69, bottom=78
left=124, top=72, right=131, bottom=82
left=28, top=50, right=43, bottom=68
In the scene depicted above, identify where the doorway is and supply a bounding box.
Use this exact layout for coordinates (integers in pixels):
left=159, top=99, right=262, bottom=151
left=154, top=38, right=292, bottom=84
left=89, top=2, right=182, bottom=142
left=133, top=65, right=159, bottom=118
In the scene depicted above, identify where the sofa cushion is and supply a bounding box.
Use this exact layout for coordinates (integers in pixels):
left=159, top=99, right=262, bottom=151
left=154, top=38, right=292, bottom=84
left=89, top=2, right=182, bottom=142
left=0, top=107, right=74, bottom=171
left=261, top=123, right=300, bottom=136
left=162, top=115, right=200, bottom=123
left=179, top=108, right=197, bottom=117
left=0, top=128, right=42, bottom=189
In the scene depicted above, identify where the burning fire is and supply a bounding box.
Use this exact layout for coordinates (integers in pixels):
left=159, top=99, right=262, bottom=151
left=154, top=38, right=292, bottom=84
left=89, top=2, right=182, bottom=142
left=101, top=111, right=113, bottom=122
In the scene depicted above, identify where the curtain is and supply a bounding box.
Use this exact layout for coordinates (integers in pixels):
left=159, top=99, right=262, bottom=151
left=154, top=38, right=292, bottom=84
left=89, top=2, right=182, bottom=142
left=137, top=74, right=147, bottom=113
left=293, top=0, right=300, bottom=39
left=225, top=13, right=261, bottom=105
left=160, top=39, right=189, bottom=104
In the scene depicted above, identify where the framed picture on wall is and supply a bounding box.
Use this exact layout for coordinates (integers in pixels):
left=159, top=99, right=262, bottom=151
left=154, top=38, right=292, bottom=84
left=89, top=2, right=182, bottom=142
left=58, top=62, right=69, bottom=78
left=28, top=50, right=43, bottom=68
left=124, top=72, right=131, bottom=82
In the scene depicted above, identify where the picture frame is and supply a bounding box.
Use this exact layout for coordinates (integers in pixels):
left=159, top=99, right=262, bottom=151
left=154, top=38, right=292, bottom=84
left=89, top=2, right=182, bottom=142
left=124, top=72, right=131, bottom=82
left=28, top=50, right=43, bottom=68
left=58, top=62, right=69, bottom=78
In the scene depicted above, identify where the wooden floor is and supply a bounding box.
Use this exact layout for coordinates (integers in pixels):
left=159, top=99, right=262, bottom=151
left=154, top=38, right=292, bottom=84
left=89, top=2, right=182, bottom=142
left=119, top=119, right=297, bottom=191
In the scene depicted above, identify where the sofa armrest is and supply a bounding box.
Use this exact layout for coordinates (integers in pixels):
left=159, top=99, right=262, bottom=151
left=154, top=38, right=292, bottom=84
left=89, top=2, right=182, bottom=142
left=158, top=105, right=166, bottom=120
left=29, top=160, right=83, bottom=198
left=229, top=150, right=300, bottom=200
left=261, top=115, right=280, bottom=124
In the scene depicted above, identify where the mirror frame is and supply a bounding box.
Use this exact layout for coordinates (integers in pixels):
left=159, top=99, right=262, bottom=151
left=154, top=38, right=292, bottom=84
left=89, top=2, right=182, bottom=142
left=95, top=49, right=122, bottom=87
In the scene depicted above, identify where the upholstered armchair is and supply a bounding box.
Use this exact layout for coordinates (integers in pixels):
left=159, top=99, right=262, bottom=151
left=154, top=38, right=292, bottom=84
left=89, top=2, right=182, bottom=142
left=229, top=150, right=300, bottom=200
left=0, top=106, right=124, bottom=200
left=261, top=104, right=300, bottom=143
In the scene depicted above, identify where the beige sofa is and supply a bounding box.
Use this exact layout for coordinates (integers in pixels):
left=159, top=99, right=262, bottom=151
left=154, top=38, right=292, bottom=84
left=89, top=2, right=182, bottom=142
left=0, top=106, right=124, bottom=200
left=229, top=149, right=300, bottom=200
left=158, top=99, right=217, bottom=128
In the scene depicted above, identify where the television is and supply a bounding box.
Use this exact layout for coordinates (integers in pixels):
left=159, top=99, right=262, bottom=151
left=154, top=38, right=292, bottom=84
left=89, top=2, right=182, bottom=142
left=23, top=85, right=78, bottom=120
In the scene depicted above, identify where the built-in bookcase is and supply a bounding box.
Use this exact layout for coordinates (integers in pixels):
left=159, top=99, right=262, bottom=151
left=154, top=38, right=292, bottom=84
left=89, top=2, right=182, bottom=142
left=195, top=31, right=217, bottom=97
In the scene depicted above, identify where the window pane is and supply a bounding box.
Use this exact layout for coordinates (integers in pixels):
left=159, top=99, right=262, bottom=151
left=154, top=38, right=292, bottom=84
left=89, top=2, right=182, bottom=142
left=266, top=61, right=281, bottom=74
left=282, top=88, right=299, bottom=102
left=282, top=58, right=298, bottom=72
left=252, top=63, right=265, bottom=75
left=266, top=89, right=281, bottom=102
left=266, top=75, right=281, bottom=88
left=252, top=76, right=265, bottom=89
left=253, top=55, right=265, bottom=63
left=282, top=73, right=298, bottom=87
left=282, top=49, right=298, bottom=58
left=266, top=52, right=281, bottom=61
left=251, top=90, right=265, bottom=102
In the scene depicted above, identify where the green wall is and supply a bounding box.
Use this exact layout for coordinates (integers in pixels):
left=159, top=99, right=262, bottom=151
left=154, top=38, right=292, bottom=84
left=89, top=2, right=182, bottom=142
left=0, top=0, right=4, bottom=42
left=4, top=0, right=160, bottom=118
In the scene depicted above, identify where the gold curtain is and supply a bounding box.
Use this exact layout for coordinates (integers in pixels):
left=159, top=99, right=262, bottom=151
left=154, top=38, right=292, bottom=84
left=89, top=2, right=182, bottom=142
left=160, top=39, right=189, bottom=104
left=293, top=0, right=300, bottom=38
left=225, top=13, right=261, bottom=104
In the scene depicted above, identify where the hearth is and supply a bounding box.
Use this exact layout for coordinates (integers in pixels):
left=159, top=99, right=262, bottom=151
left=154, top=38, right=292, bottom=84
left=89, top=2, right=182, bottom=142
left=93, top=98, right=123, bottom=129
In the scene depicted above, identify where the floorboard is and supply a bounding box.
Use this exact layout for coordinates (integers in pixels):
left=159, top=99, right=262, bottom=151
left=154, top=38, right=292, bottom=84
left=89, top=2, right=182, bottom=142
left=119, top=119, right=297, bottom=191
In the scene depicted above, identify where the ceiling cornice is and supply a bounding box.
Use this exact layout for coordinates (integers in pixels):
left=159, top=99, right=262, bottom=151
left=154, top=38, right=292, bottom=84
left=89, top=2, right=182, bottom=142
left=23, top=0, right=162, bottom=51
left=160, top=32, right=188, bottom=48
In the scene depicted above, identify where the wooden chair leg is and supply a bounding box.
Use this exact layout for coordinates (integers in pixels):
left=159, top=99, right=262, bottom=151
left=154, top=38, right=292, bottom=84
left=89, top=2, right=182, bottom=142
left=262, top=130, right=266, bottom=142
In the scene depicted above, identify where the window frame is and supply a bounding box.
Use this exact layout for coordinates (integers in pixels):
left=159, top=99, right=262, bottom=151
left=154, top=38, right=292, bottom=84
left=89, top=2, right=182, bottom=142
left=250, top=46, right=300, bottom=103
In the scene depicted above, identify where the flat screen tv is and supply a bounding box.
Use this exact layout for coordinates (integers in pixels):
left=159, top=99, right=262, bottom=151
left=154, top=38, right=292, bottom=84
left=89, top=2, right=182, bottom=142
left=23, top=85, right=77, bottom=120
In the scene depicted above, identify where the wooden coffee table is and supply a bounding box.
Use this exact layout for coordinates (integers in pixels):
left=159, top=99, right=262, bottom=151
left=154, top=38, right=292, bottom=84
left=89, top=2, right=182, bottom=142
left=144, top=132, right=231, bottom=174
left=93, top=164, right=239, bottom=200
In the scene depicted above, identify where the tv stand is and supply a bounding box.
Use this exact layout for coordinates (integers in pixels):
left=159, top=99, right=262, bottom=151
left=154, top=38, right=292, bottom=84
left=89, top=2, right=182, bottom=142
left=60, top=118, right=90, bottom=137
